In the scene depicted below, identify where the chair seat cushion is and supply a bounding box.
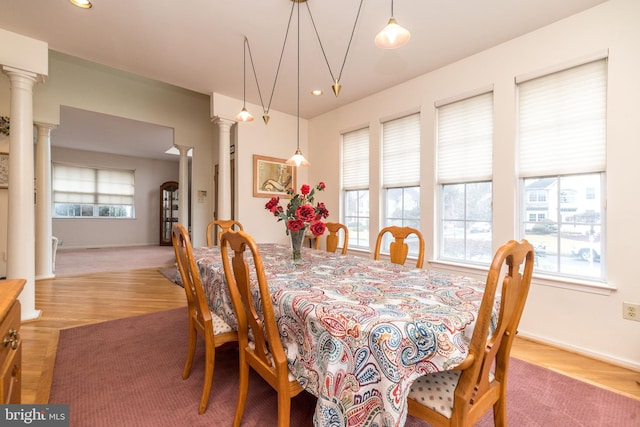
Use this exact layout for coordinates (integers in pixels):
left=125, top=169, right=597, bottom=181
left=247, top=341, right=297, bottom=382
left=408, top=370, right=461, bottom=418
left=211, top=312, right=234, bottom=334
left=409, top=370, right=496, bottom=419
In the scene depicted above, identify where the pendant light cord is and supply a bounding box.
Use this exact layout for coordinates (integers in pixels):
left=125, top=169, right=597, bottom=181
left=296, top=0, right=300, bottom=150
left=246, top=2, right=295, bottom=116
left=242, top=37, right=247, bottom=106
left=305, top=0, right=364, bottom=83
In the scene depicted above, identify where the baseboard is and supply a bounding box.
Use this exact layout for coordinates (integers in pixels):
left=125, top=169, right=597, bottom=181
left=517, top=331, right=640, bottom=371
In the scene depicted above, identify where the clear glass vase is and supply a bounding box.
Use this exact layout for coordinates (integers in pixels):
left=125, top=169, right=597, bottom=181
left=289, top=229, right=305, bottom=264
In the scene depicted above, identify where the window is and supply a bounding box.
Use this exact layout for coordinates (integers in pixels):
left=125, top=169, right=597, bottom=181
left=518, top=59, right=606, bottom=281
left=437, top=91, right=493, bottom=264
left=381, top=113, right=420, bottom=256
left=342, top=128, right=370, bottom=249
left=53, top=164, right=135, bottom=218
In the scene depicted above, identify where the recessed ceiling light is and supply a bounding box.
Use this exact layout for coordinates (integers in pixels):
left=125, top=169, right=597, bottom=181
left=311, top=90, right=323, bottom=96
left=70, top=0, right=92, bottom=9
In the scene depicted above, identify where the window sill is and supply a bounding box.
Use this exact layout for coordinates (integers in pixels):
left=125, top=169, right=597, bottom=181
left=428, top=259, right=616, bottom=296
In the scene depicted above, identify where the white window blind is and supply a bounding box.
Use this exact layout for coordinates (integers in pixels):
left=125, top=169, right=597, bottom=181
left=342, top=127, right=369, bottom=190
left=53, top=164, right=134, bottom=205
left=383, top=113, right=420, bottom=187
left=437, top=92, right=493, bottom=183
left=518, top=59, right=607, bottom=177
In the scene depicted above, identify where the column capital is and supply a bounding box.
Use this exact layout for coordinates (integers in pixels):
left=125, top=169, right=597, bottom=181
left=2, top=65, right=44, bottom=84
left=174, top=144, right=192, bottom=156
left=211, top=116, right=235, bottom=128
left=35, top=122, right=58, bottom=132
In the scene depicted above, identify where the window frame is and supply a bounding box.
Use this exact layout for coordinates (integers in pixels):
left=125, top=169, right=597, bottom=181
left=53, top=163, right=136, bottom=219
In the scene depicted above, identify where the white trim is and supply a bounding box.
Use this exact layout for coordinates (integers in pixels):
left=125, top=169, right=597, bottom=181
left=434, top=84, right=494, bottom=108
left=429, top=259, right=616, bottom=296
left=514, top=49, right=609, bottom=84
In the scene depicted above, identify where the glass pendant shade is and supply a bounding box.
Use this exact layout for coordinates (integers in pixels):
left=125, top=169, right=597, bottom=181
left=286, top=148, right=311, bottom=167
left=70, top=0, right=92, bottom=8
left=375, top=17, right=410, bottom=49
left=235, top=107, right=254, bottom=122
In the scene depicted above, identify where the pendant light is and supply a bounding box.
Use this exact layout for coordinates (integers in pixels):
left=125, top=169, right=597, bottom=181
left=69, top=0, right=92, bottom=8
left=286, top=1, right=310, bottom=167
left=375, top=0, right=410, bottom=49
left=235, top=36, right=255, bottom=122
left=304, top=0, right=364, bottom=97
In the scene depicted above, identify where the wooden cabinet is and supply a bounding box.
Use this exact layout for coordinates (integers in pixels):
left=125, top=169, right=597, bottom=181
left=160, top=181, right=179, bottom=246
left=0, top=279, right=25, bottom=404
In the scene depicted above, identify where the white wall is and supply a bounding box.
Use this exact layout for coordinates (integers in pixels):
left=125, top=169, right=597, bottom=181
left=307, top=0, right=640, bottom=369
left=237, top=104, right=309, bottom=244
left=51, top=146, right=178, bottom=249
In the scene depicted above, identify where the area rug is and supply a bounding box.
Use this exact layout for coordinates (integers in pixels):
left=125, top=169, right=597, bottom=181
left=55, top=245, right=176, bottom=277
left=158, top=266, right=182, bottom=287
left=49, top=308, right=640, bottom=427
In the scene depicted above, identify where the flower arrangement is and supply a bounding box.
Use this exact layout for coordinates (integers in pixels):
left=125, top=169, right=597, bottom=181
left=265, top=182, right=329, bottom=237
left=0, top=116, right=9, bottom=136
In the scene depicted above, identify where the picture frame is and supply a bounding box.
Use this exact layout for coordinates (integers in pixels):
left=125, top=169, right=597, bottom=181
left=253, top=154, right=296, bottom=198
left=0, top=153, right=8, bottom=189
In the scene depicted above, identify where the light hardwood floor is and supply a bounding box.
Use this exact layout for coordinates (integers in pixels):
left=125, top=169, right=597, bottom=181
left=21, top=267, right=640, bottom=405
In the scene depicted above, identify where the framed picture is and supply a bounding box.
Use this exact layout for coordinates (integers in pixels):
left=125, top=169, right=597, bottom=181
left=253, top=154, right=296, bottom=198
left=0, top=153, right=8, bottom=189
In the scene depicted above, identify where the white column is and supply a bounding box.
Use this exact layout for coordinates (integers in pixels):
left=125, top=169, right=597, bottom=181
left=3, top=66, right=41, bottom=321
left=35, top=122, right=56, bottom=279
left=175, top=145, right=190, bottom=228
left=213, top=117, right=234, bottom=220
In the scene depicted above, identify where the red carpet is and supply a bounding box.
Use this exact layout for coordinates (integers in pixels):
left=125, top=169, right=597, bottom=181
left=49, top=308, right=640, bottom=426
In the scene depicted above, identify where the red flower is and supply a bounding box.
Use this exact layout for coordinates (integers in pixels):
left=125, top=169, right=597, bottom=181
left=287, top=219, right=305, bottom=232
left=265, top=197, right=280, bottom=210
left=309, top=220, right=326, bottom=237
left=264, top=182, right=330, bottom=236
left=296, top=204, right=316, bottom=222
left=315, top=202, right=329, bottom=219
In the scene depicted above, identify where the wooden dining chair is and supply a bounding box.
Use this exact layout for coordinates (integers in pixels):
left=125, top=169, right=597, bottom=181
left=407, top=239, right=535, bottom=427
left=374, top=225, right=425, bottom=268
left=314, top=222, right=349, bottom=254
left=220, top=230, right=305, bottom=427
left=206, top=219, right=243, bottom=246
left=171, top=223, right=238, bottom=414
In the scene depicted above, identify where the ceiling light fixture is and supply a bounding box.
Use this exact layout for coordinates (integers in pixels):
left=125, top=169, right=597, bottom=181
left=238, top=0, right=362, bottom=127
left=235, top=36, right=255, bottom=123
left=286, top=0, right=310, bottom=168
left=69, top=0, right=92, bottom=9
left=304, top=0, right=364, bottom=96
left=375, top=0, right=410, bottom=49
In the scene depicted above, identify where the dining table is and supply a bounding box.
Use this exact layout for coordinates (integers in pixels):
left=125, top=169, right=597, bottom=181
left=193, top=243, right=496, bottom=427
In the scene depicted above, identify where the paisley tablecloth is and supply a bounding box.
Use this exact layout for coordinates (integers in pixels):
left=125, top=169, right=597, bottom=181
left=194, top=244, right=493, bottom=427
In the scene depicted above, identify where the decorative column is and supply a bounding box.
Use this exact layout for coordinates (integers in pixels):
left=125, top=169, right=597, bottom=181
left=35, top=122, right=56, bottom=279
left=3, top=66, right=41, bottom=321
left=175, top=144, right=191, bottom=228
left=212, top=117, right=234, bottom=220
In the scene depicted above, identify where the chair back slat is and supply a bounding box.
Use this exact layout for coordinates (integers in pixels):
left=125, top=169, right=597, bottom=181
left=315, top=222, right=349, bottom=254
left=206, top=219, right=244, bottom=246
left=454, top=240, right=534, bottom=422
left=172, top=224, right=212, bottom=328
left=221, top=231, right=290, bottom=377
left=374, top=225, right=425, bottom=268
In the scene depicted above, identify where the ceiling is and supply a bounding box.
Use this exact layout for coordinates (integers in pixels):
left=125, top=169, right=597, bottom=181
left=0, top=0, right=608, bottom=160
